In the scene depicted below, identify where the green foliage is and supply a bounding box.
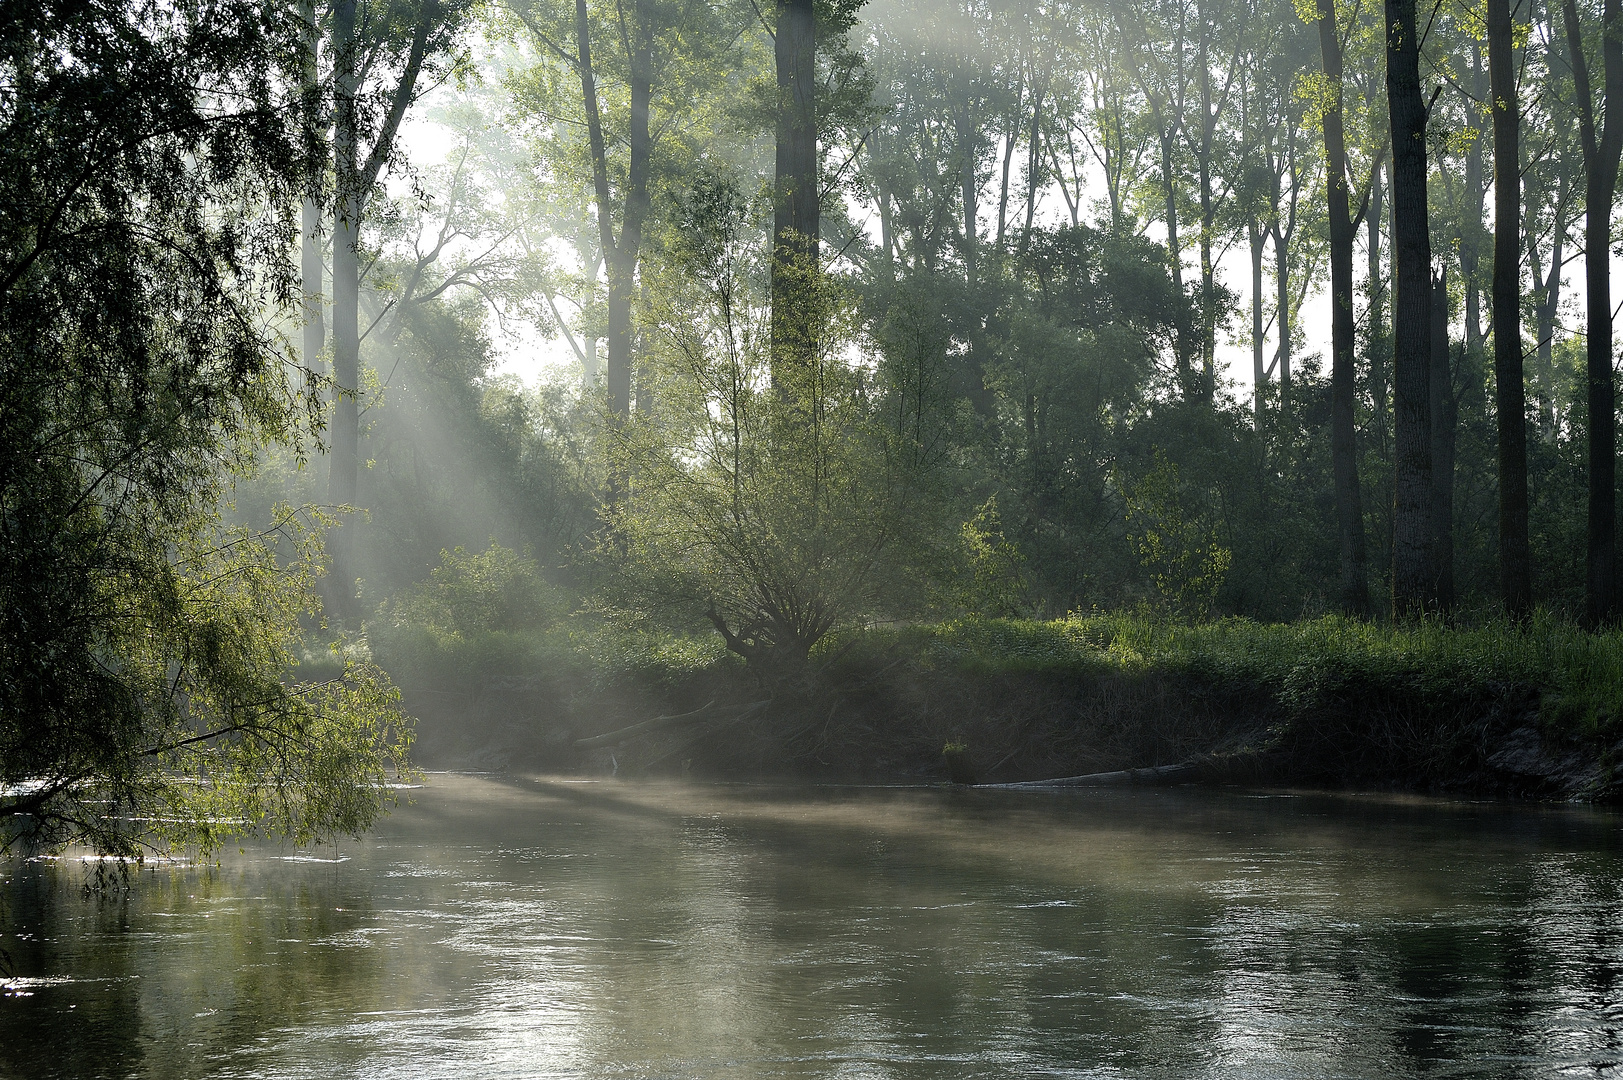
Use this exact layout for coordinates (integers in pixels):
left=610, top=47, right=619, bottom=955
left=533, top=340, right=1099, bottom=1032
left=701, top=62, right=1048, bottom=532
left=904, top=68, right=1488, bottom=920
left=383, top=543, right=565, bottom=638
left=0, top=2, right=410, bottom=856
left=957, top=496, right=1028, bottom=617
left=812, top=612, right=1623, bottom=744
left=1123, top=455, right=1233, bottom=618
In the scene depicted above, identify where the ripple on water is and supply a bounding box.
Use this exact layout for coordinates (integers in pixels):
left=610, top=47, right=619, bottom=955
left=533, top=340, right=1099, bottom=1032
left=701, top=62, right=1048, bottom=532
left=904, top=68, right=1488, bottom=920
left=5, top=778, right=1623, bottom=1079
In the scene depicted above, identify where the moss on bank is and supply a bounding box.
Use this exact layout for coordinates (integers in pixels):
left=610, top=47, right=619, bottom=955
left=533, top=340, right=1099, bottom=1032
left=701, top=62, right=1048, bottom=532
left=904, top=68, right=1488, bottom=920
left=369, top=612, right=1623, bottom=799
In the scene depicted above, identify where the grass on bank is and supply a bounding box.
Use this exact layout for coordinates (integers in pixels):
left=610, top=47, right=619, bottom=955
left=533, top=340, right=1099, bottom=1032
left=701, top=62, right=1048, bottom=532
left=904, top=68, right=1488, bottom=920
left=816, top=612, right=1623, bottom=742
left=364, top=599, right=1623, bottom=744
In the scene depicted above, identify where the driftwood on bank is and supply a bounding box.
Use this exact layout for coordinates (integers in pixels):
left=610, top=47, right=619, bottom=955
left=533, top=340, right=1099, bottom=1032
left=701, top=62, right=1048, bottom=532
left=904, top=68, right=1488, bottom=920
left=984, top=760, right=1201, bottom=788
left=573, top=699, right=771, bottom=750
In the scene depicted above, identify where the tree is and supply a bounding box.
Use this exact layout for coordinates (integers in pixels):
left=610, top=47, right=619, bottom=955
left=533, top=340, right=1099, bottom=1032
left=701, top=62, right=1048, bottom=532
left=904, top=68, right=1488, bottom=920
left=1308, top=0, right=1372, bottom=616
left=772, top=0, right=819, bottom=379
left=327, top=0, right=467, bottom=618
left=619, top=175, right=910, bottom=677
left=1564, top=0, right=1623, bottom=626
left=1489, top=0, right=1531, bottom=617
left=504, top=0, right=747, bottom=490
left=1385, top=0, right=1438, bottom=616
left=0, top=0, right=409, bottom=855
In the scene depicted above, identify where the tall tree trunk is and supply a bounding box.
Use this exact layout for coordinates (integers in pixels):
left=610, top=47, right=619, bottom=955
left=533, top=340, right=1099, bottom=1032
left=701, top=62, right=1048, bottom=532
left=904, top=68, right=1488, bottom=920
left=1431, top=270, right=1456, bottom=611
left=955, top=106, right=994, bottom=418
left=329, top=0, right=360, bottom=618
left=1489, top=0, right=1531, bottom=618
left=1386, top=0, right=1437, bottom=617
left=995, top=71, right=1020, bottom=253
left=577, top=0, right=648, bottom=425
left=1529, top=174, right=1566, bottom=440
left=1564, top=0, right=1623, bottom=626
left=1460, top=46, right=1488, bottom=354
left=1022, top=83, right=1044, bottom=247
left=1272, top=201, right=1292, bottom=410
left=1368, top=159, right=1389, bottom=445
left=1251, top=217, right=1266, bottom=432
left=1316, top=0, right=1371, bottom=616
left=771, top=0, right=818, bottom=382
left=299, top=0, right=324, bottom=378
left=325, top=4, right=431, bottom=616
left=1159, top=128, right=1195, bottom=398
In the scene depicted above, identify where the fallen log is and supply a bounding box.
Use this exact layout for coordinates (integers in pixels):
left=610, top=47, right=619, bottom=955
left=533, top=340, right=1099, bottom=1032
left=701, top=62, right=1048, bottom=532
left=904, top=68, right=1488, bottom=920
left=573, top=700, right=717, bottom=749
left=573, top=699, right=771, bottom=750
left=985, top=760, right=1201, bottom=788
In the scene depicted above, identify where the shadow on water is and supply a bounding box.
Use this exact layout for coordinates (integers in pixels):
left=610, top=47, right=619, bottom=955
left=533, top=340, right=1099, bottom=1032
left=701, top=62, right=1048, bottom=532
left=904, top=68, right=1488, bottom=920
left=5, top=774, right=1623, bottom=1079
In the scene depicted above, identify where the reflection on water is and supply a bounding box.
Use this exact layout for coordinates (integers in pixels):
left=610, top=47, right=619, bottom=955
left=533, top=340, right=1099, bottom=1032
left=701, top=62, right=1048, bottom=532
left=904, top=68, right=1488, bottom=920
left=4, top=775, right=1623, bottom=1079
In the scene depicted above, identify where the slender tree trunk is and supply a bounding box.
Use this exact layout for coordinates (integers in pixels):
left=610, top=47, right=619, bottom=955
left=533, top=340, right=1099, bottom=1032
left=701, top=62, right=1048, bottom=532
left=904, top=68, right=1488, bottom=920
left=1160, top=128, right=1195, bottom=398
left=1431, top=270, right=1456, bottom=611
left=1564, top=0, right=1623, bottom=626
left=1489, top=0, right=1531, bottom=618
left=955, top=107, right=994, bottom=418
left=1368, top=159, right=1390, bottom=443
left=1273, top=209, right=1292, bottom=408
left=300, top=1, right=325, bottom=376
left=1387, top=0, right=1438, bottom=617
left=1196, top=41, right=1218, bottom=402
left=329, top=0, right=360, bottom=617
left=1022, top=83, right=1044, bottom=246
left=323, top=3, right=431, bottom=614
left=578, top=0, right=646, bottom=424
left=1530, top=177, right=1566, bottom=440
left=771, top=0, right=818, bottom=382
left=1461, top=46, right=1488, bottom=354
left=995, top=74, right=1020, bottom=253
left=1251, top=217, right=1266, bottom=432
left=1316, top=0, right=1371, bottom=616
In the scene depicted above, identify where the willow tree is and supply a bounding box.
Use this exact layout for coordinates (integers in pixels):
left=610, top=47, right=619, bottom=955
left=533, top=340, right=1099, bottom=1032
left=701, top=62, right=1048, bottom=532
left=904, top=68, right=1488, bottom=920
left=1, top=0, right=410, bottom=855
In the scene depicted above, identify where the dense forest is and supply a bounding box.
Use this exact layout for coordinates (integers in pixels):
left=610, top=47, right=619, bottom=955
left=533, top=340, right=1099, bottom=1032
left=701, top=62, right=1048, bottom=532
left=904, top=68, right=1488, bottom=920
left=9, top=0, right=1623, bottom=853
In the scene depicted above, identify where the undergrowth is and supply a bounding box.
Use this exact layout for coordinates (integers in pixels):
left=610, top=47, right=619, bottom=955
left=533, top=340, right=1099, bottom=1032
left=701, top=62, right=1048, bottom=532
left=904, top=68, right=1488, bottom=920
left=813, top=611, right=1623, bottom=743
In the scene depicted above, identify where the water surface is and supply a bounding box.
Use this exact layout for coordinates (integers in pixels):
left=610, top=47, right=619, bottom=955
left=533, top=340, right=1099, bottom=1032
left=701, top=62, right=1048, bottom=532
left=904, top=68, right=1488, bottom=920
left=4, top=774, right=1623, bottom=1078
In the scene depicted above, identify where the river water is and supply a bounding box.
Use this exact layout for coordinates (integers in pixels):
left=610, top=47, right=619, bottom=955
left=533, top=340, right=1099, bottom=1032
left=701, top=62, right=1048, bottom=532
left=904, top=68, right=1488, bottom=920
left=3, top=774, right=1623, bottom=1079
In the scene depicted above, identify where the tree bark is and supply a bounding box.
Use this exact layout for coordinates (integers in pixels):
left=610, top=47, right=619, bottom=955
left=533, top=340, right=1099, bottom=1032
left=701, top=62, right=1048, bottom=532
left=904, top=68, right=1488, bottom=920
left=1431, top=270, right=1455, bottom=611
left=1022, top=83, right=1044, bottom=246
left=1368, top=158, right=1389, bottom=445
left=576, top=0, right=649, bottom=426
left=1460, top=46, right=1488, bottom=354
left=299, top=0, right=324, bottom=379
left=325, top=3, right=431, bottom=618
left=1159, top=127, right=1195, bottom=399
left=1386, top=0, right=1437, bottom=617
left=1489, top=0, right=1531, bottom=619
left=1564, top=0, right=1623, bottom=626
left=1273, top=200, right=1292, bottom=410
left=1251, top=216, right=1266, bottom=432
left=771, top=0, right=818, bottom=383
left=329, top=0, right=360, bottom=617
left=1529, top=172, right=1567, bottom=441
left=1316, top=0, right=1371, bottom=616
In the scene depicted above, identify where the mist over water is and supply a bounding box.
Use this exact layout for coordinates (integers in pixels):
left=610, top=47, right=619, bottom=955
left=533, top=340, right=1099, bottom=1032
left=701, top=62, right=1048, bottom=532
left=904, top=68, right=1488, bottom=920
left=3, top=775, right=1623, bottom=1078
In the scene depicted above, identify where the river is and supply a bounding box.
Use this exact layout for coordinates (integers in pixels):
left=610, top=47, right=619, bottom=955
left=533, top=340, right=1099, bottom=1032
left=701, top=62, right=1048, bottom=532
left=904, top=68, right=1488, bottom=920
left=3, top=774, right=1623, bottom=1078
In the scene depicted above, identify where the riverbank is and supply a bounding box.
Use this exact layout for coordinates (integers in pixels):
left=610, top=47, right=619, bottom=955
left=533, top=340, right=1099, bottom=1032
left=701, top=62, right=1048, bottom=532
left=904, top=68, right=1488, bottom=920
left=376, top=614, right=1623, bottom=800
